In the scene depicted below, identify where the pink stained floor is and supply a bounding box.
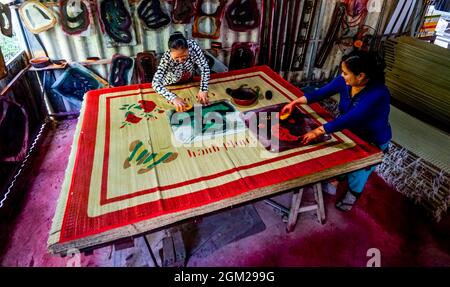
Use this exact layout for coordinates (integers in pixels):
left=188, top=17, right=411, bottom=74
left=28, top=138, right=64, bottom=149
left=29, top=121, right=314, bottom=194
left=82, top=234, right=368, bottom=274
left=0, top=119, right=449, bottom=267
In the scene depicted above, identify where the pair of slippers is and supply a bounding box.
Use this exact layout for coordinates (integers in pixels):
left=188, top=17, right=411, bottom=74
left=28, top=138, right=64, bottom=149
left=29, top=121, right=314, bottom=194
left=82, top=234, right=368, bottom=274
left=335, top=189, right=361, bottom=212
left=322, top=182, right=360, bottom=212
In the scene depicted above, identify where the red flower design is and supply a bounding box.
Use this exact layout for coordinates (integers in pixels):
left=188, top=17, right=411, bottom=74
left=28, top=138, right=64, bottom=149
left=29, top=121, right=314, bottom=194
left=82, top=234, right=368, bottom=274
left=138, top=100, right=157, bottom=113
left=125, top=112, right=142, bottom=124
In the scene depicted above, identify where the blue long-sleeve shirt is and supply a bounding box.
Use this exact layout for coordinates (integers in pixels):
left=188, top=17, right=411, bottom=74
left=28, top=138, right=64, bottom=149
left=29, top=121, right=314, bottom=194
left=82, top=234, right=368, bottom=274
left=304, top=76, right=392, bottom=146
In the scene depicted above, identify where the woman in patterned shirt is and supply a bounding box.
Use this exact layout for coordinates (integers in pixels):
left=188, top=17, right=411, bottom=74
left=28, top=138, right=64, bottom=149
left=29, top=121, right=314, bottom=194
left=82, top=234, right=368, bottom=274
left=152, top=32, right=210, bottom=111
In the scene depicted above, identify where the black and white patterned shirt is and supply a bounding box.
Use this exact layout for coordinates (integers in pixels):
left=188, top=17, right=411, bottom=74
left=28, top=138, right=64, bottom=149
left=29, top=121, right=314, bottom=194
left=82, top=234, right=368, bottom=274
left=152, top=40, right=210, bottom=102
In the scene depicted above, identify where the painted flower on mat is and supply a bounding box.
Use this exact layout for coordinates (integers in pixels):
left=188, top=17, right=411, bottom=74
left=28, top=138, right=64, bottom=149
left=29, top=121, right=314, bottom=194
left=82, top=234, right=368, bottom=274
left=125, top=112, right=142, bottom=124
left=119, top=100, right=164, bottom=128
left=138, top=100, right=156, bottom=113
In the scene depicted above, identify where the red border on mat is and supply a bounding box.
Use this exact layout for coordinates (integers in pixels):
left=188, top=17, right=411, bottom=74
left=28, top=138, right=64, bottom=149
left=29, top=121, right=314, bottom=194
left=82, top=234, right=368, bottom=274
left=59, top=66, right=380, bottom=243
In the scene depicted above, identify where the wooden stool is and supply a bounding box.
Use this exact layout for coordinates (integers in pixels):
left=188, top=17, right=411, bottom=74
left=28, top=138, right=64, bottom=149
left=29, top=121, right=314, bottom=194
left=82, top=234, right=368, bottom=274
left=265, top=182, right=326, bottom=232
left=286, top=182, right=326, bottom=232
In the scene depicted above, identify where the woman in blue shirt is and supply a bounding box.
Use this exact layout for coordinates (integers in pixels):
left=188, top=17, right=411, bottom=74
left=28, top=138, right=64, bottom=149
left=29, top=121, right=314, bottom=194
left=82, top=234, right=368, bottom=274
left=281, top=50, right=392, bottom=211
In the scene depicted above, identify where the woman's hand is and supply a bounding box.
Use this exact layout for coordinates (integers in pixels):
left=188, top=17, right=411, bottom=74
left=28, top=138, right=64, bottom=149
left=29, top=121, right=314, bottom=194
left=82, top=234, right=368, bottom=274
left=280, top=102, right=294, bottom=116
left=172, top=96, right=187, bottom=111
left=281, top=96, right=307, bottom=116
left=196, top=91, right=209, bottom=105
left=301, top=126, right=325, bottom=145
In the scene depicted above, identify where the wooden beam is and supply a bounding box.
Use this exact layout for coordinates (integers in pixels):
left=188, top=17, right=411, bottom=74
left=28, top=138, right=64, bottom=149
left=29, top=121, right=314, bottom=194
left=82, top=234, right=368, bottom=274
left=0, top=64, right=30, bottom=97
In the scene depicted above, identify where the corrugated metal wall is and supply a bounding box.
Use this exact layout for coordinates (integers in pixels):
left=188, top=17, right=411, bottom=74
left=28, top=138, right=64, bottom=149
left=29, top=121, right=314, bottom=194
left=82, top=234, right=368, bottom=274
left=20, top=0, right=427, bottom=83
left=33, top=0, right=261, bottom=79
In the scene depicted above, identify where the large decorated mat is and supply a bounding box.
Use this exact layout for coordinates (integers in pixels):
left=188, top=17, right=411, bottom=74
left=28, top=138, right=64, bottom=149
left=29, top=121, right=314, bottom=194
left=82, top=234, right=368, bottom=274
left=48, top=66, right=382, bottom=254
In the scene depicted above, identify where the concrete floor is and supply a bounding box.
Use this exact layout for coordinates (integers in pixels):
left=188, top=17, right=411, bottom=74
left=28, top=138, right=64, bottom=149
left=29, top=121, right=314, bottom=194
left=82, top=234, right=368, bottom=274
left=0, top=119, right=449, bottom=267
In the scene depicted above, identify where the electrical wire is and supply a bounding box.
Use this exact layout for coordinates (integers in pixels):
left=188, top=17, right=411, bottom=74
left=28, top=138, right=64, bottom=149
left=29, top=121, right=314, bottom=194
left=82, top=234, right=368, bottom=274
left=0, top=120, right=47, bottom=208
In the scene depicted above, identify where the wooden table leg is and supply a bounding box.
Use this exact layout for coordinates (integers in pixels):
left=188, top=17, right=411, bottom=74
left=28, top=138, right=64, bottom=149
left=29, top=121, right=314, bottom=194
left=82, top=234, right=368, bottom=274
left=172, top=230, right=186, bottom=267
left=314, top=183, right=326, bottom=224
left=144, top=229, right=186, bottom=267
left=286, top=188, right=303, bottom=232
